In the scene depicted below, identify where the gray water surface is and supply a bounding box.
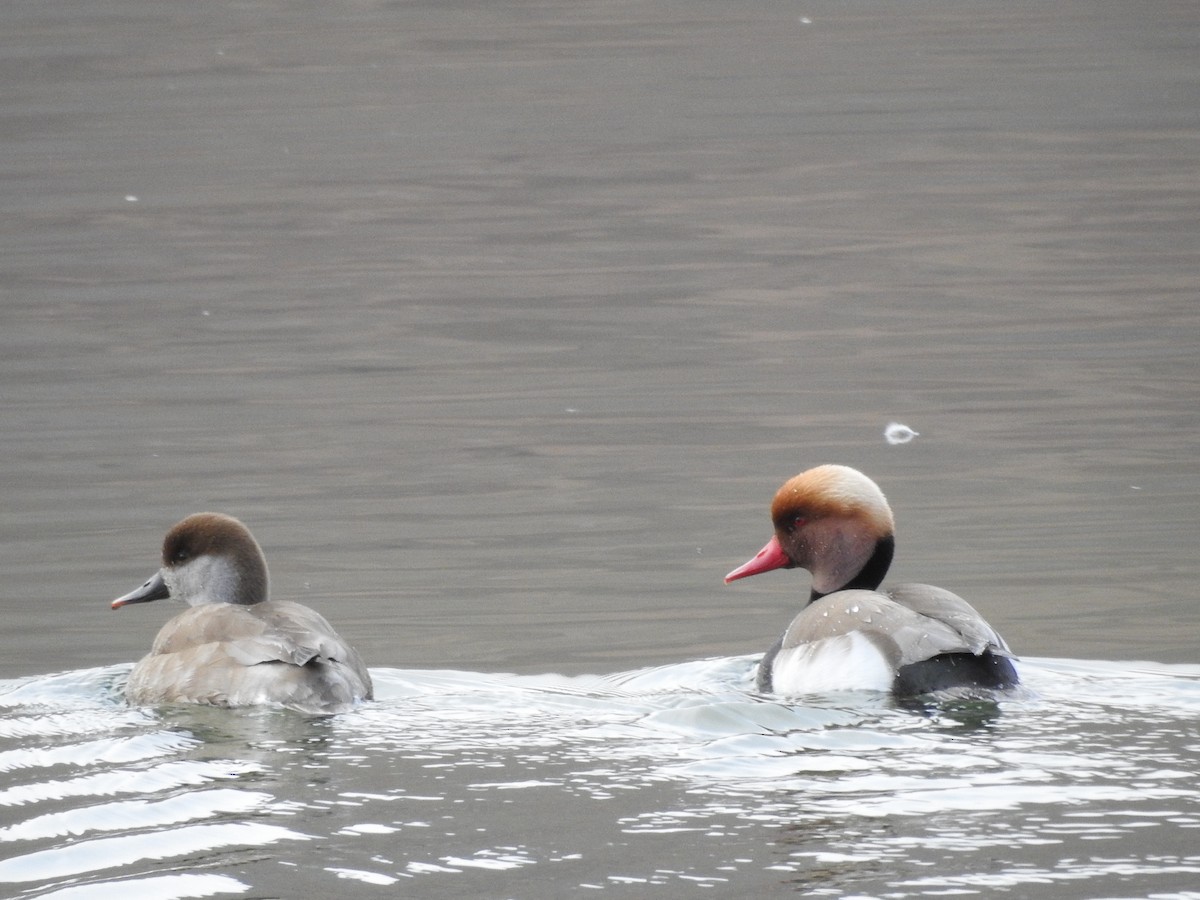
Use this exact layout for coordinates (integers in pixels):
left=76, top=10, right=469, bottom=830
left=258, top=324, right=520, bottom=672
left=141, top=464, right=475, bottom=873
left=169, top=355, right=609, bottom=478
left=2, top=0, right=1198, bottom=896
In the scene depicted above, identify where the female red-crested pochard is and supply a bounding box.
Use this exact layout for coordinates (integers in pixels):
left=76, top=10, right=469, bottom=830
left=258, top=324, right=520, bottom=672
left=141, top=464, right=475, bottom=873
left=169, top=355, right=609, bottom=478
left=112, top=513, right=372, bottom=714
left=725, top=465, right=1018, bottom=697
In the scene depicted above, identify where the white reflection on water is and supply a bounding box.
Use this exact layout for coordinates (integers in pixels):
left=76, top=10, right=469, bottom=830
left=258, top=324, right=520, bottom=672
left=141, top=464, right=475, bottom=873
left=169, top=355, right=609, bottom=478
left=1, top=657, right=1198, bottom=897
left=31, top=874, right=250, bottom=900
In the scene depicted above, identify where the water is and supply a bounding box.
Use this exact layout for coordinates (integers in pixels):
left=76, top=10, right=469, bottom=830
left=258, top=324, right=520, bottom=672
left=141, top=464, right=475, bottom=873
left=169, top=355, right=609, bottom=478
left=2, top=658, right=1199, bottom=897
left=3, top=0, right=1199, bottom=895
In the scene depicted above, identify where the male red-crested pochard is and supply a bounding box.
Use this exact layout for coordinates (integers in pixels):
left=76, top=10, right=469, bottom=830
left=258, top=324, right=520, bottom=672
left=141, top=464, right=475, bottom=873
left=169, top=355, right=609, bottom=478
left=725, top=465, right=1018, bottom=697
left=112, top=513, right=372, bottom=714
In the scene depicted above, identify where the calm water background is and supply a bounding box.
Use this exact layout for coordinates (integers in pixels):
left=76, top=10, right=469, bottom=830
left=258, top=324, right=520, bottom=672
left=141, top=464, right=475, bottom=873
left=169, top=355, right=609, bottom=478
left=2, top=0, right=1198, bottom=896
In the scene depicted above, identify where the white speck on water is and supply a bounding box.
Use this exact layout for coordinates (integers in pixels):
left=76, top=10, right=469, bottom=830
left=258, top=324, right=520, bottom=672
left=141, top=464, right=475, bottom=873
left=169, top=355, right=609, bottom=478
left=884, top=422, right=919, bottom=445
left=799, top=17, right=812, bottom=24
left=339, top=823, right=398, bottom=835
left=201, top=310, right=211, bottom=317
left=327, top=867, right=399, bottom=885
left=125, top=195, right=138, bottom=202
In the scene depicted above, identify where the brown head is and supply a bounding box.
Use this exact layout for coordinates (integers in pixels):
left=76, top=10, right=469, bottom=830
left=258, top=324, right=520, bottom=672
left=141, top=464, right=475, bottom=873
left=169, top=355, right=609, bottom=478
left=112, top=512, right=270, bottom=610
left=725, top=465, right=896, bottom=598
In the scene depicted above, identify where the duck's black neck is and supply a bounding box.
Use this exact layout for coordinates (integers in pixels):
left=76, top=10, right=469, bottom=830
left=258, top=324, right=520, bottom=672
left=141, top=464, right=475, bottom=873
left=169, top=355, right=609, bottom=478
left=808, top=535, right=895, bottom=605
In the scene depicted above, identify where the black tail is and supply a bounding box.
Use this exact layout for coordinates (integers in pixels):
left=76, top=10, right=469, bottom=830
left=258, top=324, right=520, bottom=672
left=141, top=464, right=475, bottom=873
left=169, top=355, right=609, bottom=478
left=894, top=652, right=1019, bottom=697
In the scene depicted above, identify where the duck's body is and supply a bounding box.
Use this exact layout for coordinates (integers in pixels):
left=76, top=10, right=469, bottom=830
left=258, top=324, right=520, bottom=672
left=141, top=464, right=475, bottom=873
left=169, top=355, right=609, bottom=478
left=726, top=465, right=1018, bottom=697
left=113, top=513, right=372, bottom=714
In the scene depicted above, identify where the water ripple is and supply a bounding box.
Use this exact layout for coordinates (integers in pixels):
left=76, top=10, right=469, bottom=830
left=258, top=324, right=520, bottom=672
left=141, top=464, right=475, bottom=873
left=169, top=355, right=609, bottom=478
left=0, top=821, right=309, bottom=883
left=0, top=759, right=263, bottom=808
left=0, top=789, right=275, bottom=843
left=1, top=656, right=1197, bottom=897
left=0, top=733, right=198, bottom=774
left=32, top=873, right=250, bottom=900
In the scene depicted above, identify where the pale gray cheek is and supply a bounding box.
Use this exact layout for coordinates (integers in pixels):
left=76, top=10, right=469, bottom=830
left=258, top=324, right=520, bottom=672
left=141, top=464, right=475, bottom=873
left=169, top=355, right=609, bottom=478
left=170, top=556, right=236, bottom=606
left=161, top=568, right=186, bottom=604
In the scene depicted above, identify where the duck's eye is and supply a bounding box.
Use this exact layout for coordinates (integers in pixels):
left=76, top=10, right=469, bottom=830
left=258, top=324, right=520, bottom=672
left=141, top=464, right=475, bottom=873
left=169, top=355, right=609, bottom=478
left=782, top=516, right=807, bottom=534
left=169, top=544, right=191, bottom=564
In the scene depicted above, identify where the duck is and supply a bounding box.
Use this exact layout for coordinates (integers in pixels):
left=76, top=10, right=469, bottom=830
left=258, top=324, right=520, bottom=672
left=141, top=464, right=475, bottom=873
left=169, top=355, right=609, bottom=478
left=725, top=465, right=1018, bottom=697
left=112, top=512, right=373, bottom=714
